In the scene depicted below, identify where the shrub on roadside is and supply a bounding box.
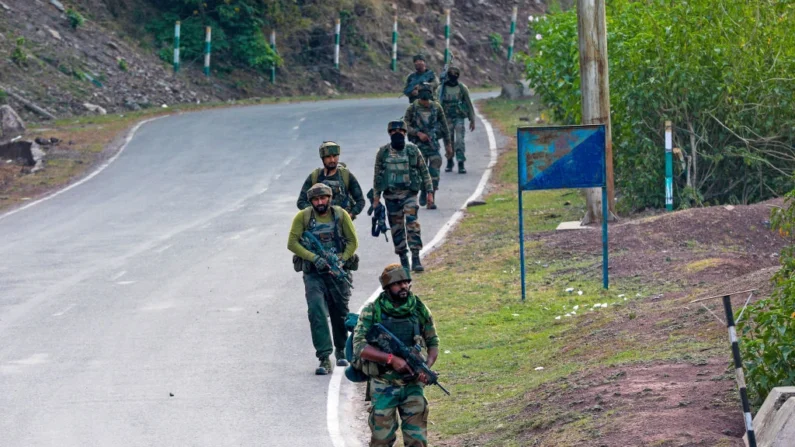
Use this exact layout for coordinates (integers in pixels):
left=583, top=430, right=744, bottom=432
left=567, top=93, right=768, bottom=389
left=11, top=37, right=27, bottom=66
left=66, top=9, right=85, bottom=29
left=740, top=189, right=795, bottom=406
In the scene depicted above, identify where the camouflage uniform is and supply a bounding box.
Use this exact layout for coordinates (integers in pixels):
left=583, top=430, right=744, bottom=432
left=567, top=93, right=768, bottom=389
left=287, top=185, right=359, bottom=374
left=352, top=289, right=439, bottom=447
left=439, top=78, right=475, bottom=167
left=297, top=142, right=366, bottom=219
left=404, top=98, right=451, bottom=198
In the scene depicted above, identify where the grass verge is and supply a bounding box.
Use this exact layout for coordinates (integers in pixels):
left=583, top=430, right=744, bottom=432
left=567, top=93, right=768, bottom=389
left=411, top=97, right=744, bottom=446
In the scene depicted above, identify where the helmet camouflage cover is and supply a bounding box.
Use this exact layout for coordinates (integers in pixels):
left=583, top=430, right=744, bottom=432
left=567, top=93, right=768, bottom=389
left=379, top=263, right=411, bottom=288
left=306, top=182, right=333, bottom=200
left=387, top=119, right=407, bottom=132
left=418, top=83, right=433, bottom=94
left=319, top=141, right=341, bottom=158
left=448, top=65, right=460, bottom=76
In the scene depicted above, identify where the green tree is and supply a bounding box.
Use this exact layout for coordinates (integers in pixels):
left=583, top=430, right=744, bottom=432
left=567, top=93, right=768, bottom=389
left=522, top=0, right=795, bottom=211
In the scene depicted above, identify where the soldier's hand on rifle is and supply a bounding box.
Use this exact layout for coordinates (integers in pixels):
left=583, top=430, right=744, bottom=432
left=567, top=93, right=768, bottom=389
left=445, top=144, right=454, bottom=159
left=313, top=256, right=330, bottom=272
left=469, top=120, right=476, bottom=132
left=426, top=192, right=434, bottom=208
left=416, top=371, right=429, bottom=385
left=373, top=196, right=380, bottom=208
left=417, top=131, right=430, bottom=142
left=390, top=356, right=414, bottom=375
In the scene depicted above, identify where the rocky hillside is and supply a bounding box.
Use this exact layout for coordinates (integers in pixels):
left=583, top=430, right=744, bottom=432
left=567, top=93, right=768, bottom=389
left=0, top=0, right=547, bottom=121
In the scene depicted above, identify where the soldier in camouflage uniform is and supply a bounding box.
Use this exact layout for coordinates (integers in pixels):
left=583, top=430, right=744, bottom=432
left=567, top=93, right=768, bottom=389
left=403, top=54, right=440, bottom=104
left=438, top=66, right=476, bottom=174
left=287, top=183, right=359, bottom=375
left=297, top=141, right=366, bottom=220
left=404, top=84, right=452, bottom=210
left=373, top=120, right=434, bottom=273
left=352, top=264, right=439, bottom=447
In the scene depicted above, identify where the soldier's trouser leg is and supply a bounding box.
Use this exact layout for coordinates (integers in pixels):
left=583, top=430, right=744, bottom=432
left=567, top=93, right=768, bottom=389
left=303, top=273, right=333, bottom=360
left=419, top=145, right=442, bottom=191
left=453, top=118, right=467, bottom=162
left=323, top=273, right=351, bottom=353
left=369, top=381, right=428, bottom=447
left=403, top=196, right=422, bottom=253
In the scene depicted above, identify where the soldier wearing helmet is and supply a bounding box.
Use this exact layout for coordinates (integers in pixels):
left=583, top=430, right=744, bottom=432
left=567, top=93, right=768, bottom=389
left=404, top=83, right=452, bottom=210
left=288, top=182, right=359, bottom=375
left=439, top=65, right=476, bottom=174
left=297, top=141, right=366, bottom=220
left=404, top=53, right=440, bottom=104
left=373, top=119, right=433, bottom=272
left=351, top=263, right=439, bottom=447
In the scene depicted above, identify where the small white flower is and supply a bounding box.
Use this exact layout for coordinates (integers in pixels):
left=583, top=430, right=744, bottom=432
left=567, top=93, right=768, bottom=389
left=555, top=316, right=561, bottom=320
left=534, top=366, right=544, bottom=371
left=528, top=15, right=534, bottom=22
left=578, top=290, right=583, bottom=296
left=573, top=305, right=579, bottom=311
left=565, top=313, right=572, bottom=317
left=571, top=311, right=576, bottom=315
left=601, top=303, right=609, bottom=308
left=535, top=33, right=543, bottom=40
left=538, top=51, right=543, bottom=56
left=512, top=313, right=520, bottom=317
left=618, top=294, right=626, bottom=298
left=444, top=350, right=451, bottom=354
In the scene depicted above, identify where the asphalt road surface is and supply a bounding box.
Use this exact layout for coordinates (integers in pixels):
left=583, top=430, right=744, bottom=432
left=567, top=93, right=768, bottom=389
left=0, top=95, right=497, bottom=446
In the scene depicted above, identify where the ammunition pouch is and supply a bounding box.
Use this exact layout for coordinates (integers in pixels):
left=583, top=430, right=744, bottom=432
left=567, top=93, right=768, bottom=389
left=344, top=254, right=360, bottom=272
left=292, top=255, right=304, bottom=272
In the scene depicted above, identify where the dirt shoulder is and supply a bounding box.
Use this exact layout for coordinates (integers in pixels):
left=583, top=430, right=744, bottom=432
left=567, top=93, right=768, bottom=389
left=405, top=97, right=785, bottom=446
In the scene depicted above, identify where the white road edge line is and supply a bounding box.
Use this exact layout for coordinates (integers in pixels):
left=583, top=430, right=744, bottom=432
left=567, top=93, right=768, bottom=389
left=0, top=117, right=163, bottom=223
left=327, top=104, right=499, bottom=447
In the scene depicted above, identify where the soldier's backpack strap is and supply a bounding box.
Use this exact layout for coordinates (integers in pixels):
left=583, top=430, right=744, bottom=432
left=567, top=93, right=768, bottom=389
left=301, top=207, right=316, bottom=230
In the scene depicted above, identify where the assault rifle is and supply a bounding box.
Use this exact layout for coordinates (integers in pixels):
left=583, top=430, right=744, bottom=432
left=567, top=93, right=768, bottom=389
left=300, top=231, right=354, bottom=289
left=403, top=70, right=436, bottom=97
left=366, top=323, right=450, bottom=395
left=366, top=189, right=390, bottom=241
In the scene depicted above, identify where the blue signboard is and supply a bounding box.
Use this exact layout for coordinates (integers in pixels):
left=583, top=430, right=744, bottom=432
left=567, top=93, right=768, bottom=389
left=516, top=124, right=609, bottom=300
left=518, top=125, right=606, bottom=190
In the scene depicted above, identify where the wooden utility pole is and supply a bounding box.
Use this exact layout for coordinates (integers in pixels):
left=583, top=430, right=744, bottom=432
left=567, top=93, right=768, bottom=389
left=577, top=0, right=616, bottom=224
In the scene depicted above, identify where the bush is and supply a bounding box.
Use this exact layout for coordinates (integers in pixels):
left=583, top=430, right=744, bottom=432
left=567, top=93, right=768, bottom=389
left=118, top=58, right=128, bottom=71
left=522, top=0, right=795, bottom=211
left=488, top=33, right=503, bottom=54
left=0, top=89, right=7, bottom=104
left=66, top=9, right=85, bottom=29
left=11, top=37, right=26, bottom=66
left=740, top=190, right=795, bottom=406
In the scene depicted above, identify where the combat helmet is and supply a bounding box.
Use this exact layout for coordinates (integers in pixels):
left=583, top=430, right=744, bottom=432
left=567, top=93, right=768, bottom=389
left=379, top=263, right=411, bottom=289
left=319, top=141, right=341, bottom=158
left=387, top=119, right=407, bottom=133
left=447, top=65, right=461, bottom=77
left=306, top=182, right=333, bottom=200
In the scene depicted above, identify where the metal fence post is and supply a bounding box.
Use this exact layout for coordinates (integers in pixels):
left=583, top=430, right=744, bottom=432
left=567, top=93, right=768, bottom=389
left=444, top=9, right=451, bottom=64
left=203, top=26, right=211, bottom=77
left=270, top=30, right=277, bottom=84
left=334, top=18, right=341, bottom=70
left=722, top=296, right=757, bottom=447
left=665, top=120, right=673, bottom=211
left=392, top=6, right=398, bottom=72
left=508, top=6, right=518, bottom=61
left=173, top=21, right=180, bottom=73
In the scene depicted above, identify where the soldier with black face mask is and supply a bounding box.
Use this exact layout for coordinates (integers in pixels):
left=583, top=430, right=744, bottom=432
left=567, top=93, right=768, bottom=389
left=439, top=66, right=475, bottom=174
left=372, top=120, right=434, bottom=272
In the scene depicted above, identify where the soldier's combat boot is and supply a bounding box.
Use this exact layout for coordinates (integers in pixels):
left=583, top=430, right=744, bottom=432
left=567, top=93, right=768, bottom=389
left=427, top=192, right=437, bottom=210
left=335, top=349, right=349, bottom=367
left=411, top=252, right=424, bottom=272
left=316, top=357, right=333, bottom=375
left=445, top=158, right=454, bottom=172
left=419, top=190, right=427, bottom=207
left=399, top=252, right=410, bottom=271
left=458, top=161, right=467, bottom=174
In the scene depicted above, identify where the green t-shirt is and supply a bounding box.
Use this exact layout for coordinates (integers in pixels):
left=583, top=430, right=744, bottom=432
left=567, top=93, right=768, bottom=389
left=287, top=207, right=358, bottom=262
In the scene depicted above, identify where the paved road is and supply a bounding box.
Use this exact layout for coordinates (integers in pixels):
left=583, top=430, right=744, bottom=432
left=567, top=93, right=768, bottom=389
left=0, top=95, right=495, bottom=446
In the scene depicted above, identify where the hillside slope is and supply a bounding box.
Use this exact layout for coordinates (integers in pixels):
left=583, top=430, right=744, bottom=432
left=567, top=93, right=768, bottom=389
left=0, top=0, right=543, bottom=120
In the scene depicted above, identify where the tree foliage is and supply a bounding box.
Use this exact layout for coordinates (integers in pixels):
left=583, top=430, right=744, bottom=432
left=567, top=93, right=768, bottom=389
left=147, top=0, right=288, bottom=71
left=740, top=190, right=795, bottom=406
left=522, top=0, right=795, bottom=211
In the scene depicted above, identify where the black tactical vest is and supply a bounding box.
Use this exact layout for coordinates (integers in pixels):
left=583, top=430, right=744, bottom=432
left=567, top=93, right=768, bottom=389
left=380, top=315, right=420, bottom=348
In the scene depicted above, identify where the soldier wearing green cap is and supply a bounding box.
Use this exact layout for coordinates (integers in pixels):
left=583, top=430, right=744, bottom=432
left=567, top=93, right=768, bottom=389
left=297, top=141, right=366, bottom=220
left=404, top=84, right=452, bottom=209
left=439, top=65, right=475, bottom=174
left=288, top=182, right=359, bottom=375
left=352, top=263, right=439, bottom=447
left=403, top=54, right=439, bottom=104
left=373, top=119, right=434, bottom=272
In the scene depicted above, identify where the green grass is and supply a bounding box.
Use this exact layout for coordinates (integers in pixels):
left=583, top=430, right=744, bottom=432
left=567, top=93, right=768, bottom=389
left=408, top=97, right=718, bottom=445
